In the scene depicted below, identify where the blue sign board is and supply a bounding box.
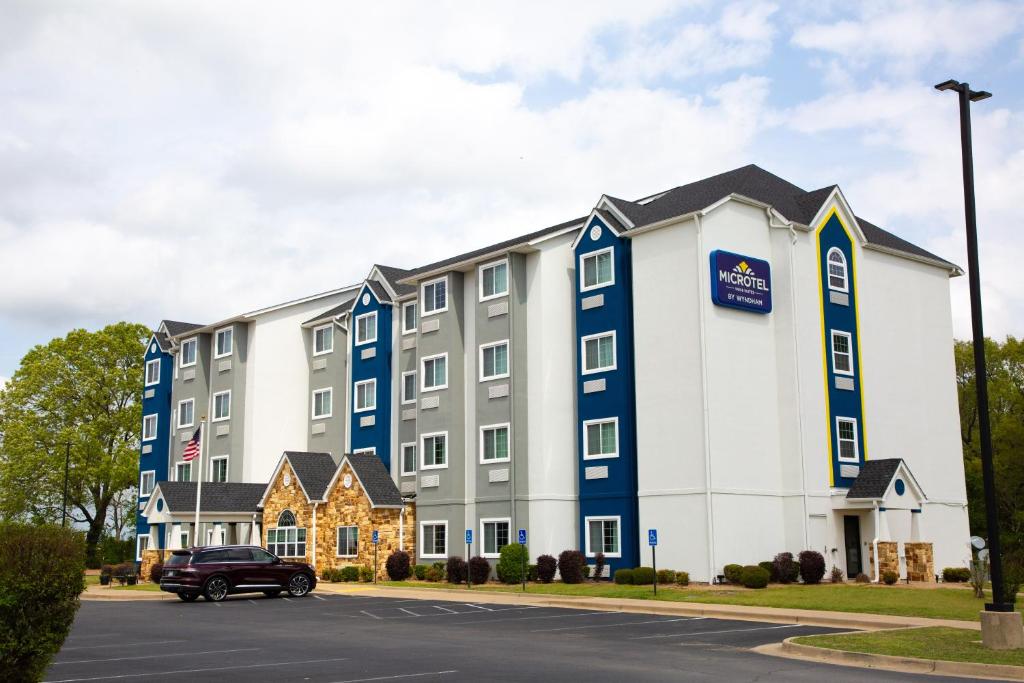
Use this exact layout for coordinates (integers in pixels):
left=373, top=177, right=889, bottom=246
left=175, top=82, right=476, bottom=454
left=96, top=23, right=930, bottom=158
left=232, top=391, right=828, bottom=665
left=648, top=529, right=658, bottom=546
left=518, top=529, right=527, bottom=545
left=372, top=530, right=379, bottom=545
left=465, top=529, right=473, bottom=545
left=710, top=250, right=772, bottom=314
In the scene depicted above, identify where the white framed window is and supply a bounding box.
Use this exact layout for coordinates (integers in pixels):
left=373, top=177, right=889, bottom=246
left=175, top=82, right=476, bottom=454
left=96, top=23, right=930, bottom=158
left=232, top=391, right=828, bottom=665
left=267, top=510, right=307, bottom=558
left=139, top=470, right=155, bottom=497
left=353, top=447, right=377, bottom=455
left=421, top=431, right=448, bottom=470
left=354, top=379, right=376, bottom=412
left=214, top=327, right=233, bottom=359
left=142, top=414, right=158, bottom=441
left=584, top=516, right=621, bottom=558
left=830, top=330, right=854, bottom=376
left=581, top=331, right=616, bottom=375
left=479, top=259, right=509, bottom=302
left=479, top=340, right=509, bottom=381
left=421, top=276, right=448, bottom=316
left=179, top=337, right=197, bottom=368
left=421, top=353, right=448, bottom=392
left=145, top=358, right=161, bottom=386
left=481, top=518, right=511, bottom=558
left=827, top=247, right=849, bottom=293
left=583, top=417, right=618, bottom=460
left=401, top=442, right=416, bottom=477
left=355, top=311, right=377, bottom=346
left=175, top=462, right=192, bottom=482
left=420, top=521, right=448, bottom=559
left=212, top=390, right=231, bottom=422
left=313, top=324, right=334, bottom=355
left=401, top=371, right=417, bottom=405
left=580, top=247, right=614, bottom=292
left=836, top=417, right=859, bottom=462
left=210, top=455, right=228, bottom=482
left=402, top=301, right=418, bottom=335
left=312, top=387, right=333, bottom=419
left=336, top=526, right=359, bottom=557
left=137, top=534, right=150, bottom=561
left=177, top=399, right=195, bottom=428
left=480, top=423, right=510, bottom=464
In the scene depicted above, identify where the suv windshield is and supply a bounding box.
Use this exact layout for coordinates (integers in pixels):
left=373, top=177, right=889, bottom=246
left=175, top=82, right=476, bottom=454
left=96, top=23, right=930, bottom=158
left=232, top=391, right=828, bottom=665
left=166, top=552, right=191, bottom=567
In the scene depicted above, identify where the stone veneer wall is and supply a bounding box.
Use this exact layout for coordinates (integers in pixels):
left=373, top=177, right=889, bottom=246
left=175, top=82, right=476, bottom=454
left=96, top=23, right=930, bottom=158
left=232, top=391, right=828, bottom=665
left=904, top=542, right=934, bottom=582
left=262, top=461, right=316, bottom=565
left=868, top=541, right=899, bottom=580
left=140, top=548, right=164, bottom=582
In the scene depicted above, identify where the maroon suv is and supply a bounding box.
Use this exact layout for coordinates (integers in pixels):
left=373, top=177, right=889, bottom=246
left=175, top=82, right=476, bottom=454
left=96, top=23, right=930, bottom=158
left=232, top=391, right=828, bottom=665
left=159, top=545, right=317, bottom=602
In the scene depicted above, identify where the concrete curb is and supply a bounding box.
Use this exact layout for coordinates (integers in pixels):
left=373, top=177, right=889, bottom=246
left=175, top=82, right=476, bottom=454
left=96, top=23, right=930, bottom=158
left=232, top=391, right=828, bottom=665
left=315, top=584, right=981, bottom=632
left=755, top=635, right=1024, bottom=682
left=82, top=585, right=174, bottom=601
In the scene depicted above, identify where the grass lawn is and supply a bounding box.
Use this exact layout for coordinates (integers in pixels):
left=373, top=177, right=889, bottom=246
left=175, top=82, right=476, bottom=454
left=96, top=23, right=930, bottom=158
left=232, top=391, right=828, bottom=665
left=110, top=582, right=162, bottom=591
left=793, top=627, right=1024, bottom=667
left=381, top=581, right=1023, bottom=622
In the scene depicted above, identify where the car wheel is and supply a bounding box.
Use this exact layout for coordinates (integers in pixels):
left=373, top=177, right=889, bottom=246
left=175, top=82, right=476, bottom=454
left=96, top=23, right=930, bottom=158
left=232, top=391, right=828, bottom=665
left=287, top=572, right=312, bottom=597
left=203, top=576, right=230, bottom=602
left=178, top=592, right=199, bottom=602
left=263, top=590, right=281, bottom=598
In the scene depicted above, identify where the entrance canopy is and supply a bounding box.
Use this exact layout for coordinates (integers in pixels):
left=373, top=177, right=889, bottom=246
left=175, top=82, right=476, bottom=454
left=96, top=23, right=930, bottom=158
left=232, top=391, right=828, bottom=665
left=845, top=458, right=926, bottom=510
left=142, top=481, right=267, bottom=525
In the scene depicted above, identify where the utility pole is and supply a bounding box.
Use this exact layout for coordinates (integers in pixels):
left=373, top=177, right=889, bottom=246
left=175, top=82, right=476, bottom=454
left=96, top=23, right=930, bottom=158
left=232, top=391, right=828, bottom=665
left=62, top=442, right=70, bottom=528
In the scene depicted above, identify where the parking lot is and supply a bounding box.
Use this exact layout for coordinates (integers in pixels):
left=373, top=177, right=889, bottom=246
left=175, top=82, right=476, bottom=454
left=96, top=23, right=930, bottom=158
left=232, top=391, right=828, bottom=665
left=48, top=592, right=974, bottom=682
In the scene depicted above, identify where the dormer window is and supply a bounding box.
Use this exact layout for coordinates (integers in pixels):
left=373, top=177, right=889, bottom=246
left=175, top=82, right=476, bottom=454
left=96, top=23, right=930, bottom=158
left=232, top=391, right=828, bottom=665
left=827, top=248, right=848, bottom=293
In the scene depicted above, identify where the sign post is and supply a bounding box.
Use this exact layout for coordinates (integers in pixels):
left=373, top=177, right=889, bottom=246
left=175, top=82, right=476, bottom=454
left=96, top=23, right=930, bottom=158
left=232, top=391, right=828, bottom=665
left=465, top=529, right=473, bottom=589
left=372, top=530, right=379, bottom=584
left=648, top=529, right=658, bottom=595
left=518, top=529, right=528, bottom=593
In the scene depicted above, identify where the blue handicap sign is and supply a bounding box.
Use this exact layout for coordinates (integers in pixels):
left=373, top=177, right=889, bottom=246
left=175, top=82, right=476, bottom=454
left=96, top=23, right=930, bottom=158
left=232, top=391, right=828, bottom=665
left=465, top=529, right=473, bottom=545
left=648, top=529, right=658, bottom=546
left=518, top=529, right=527, bottom=545
left=372, top=530, right=379, bottom=545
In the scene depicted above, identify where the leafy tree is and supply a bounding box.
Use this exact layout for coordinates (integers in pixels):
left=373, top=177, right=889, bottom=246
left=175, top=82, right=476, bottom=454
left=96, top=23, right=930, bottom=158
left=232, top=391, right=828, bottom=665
left=0, top=323, right=149, bottom=566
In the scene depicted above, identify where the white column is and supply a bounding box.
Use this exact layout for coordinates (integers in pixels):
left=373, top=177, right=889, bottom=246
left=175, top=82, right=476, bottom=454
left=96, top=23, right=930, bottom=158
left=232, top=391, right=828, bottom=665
left=910, top=511, right=921, bottom=541
left=170, top=524, right=182, bottom=549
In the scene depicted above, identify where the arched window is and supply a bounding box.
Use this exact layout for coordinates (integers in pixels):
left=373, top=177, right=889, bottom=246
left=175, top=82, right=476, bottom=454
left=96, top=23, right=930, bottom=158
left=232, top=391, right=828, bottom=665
left=277, top=510, right=296, bottom=527
left=827, top=248, right=848, bottom=293
left=267, top=509, right=306, bottom=557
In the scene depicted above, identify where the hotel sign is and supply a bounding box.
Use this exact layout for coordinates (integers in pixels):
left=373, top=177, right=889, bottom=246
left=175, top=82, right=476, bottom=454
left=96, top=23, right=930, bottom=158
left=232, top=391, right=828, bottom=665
left=710, top=250, right=772, bottom=314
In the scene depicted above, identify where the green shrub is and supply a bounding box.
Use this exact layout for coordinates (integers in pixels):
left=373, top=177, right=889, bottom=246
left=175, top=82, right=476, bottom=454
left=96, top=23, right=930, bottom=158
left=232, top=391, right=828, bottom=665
left=798, top=550, right=826, bottom=585
left=97, top=535, right=134, bottom=567
left=830, top=566, right=845, bottom=583
left=1001, top=555, right=1023, bottom=604
left=385, top=551, right=411, bottom=581
left=0, top=523, right=86, bottom=682
left=723, top=563, right=744, bottom=584
left=740, top=565, right=770, bottom=589
left=424, top=566, right=444, bottom=582
left=536, top=555, right=557, bottom=583
left=557, top=550, right=586, bottom=584
left=773, top=553, right=799, bottom=584
left=413, top=564, right=428, bottom=580
left=340, top=566, right=360, bottom=582
left=675, top=571, right=690, bottom=586
left=942, top=567, right=971, bottom=583
left=631, top=567, right=655, bottom=585
left=855, top=572, right=870, bottom=584
left=446, top=556, right=468, bottom=584
left=882, top=570, right=899, bottom=585
left=758, top=561, right=776, bottom=581
left=468, top=556, right=491, bottom=585
left=148, top=563, right=163, bottom=583
left=656, top=569, right=675, bottom=584
left=358, top=566, right=374, bottom=582
left=614, top=568, right=634, bottom=585
left=527, top=564, right=538, bottom=582
left=496, top=544, right=528, bottom=584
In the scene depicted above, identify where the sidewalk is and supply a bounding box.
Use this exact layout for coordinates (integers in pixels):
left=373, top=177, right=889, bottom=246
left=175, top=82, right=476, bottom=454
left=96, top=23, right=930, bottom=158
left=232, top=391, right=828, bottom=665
left=82, top=584, right=174, bottom=601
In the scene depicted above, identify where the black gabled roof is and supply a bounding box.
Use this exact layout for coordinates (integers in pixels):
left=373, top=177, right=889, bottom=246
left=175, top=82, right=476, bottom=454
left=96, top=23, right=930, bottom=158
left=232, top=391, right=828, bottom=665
left=304, top=298, right=355, bottom=325
left=284, top=451, right=337, bottom=501
left=365, top=279, right=392, bottom=304
left=162, top=320, right=205, bottom=338
left=846, top=459, right=904, bottom=499
left=152, top=330, right=172, bottom=352
left=156, top=482, right=266, bottom=512
left=374, top=265, right=417, bottom=298
left=345, top=452, right=403, bottom=507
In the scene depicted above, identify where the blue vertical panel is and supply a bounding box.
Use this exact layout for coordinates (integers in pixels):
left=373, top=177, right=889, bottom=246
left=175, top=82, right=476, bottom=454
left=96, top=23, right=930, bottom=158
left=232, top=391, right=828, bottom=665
left=349, top=287, right=394, bottom=470
left=136, top=336, right=172, bottom=553
left=817, top=212, right=867, bottom=488
left=574, top=216, right=639, bottom=573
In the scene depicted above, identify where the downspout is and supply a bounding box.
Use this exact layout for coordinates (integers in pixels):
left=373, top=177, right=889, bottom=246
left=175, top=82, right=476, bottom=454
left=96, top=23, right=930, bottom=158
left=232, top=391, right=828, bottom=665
left=872, top=502, right=880, bottom=583
left=694, top=214, right=716, bottom=583
left=311, top=502, right=319, bottom=574
left=399, top=506, right=405, bottom=552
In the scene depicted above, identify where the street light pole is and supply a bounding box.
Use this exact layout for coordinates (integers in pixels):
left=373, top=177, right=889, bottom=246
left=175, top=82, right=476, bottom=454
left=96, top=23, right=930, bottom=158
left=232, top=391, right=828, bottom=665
left=62, top=442, right=70, bottom=528
left=934, top=79, right=1010, bottom=612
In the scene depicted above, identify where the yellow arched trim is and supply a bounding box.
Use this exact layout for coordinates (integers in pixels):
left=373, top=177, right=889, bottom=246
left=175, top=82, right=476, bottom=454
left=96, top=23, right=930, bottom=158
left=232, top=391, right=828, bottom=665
left=816, top=207, right=868, bottom=488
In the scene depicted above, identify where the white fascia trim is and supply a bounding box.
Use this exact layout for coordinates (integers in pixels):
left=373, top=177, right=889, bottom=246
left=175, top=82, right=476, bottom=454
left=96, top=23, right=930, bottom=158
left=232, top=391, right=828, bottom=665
left=479, top=422, right=512, bottom=465
left=421, top=352, right=449, bottom=392
left=478, top=340, right=510, bottom=382
left=596, top=196, right=635, bottom=229
left=862, top=243, right=963, bottom=276
left=528, top=223, right=585, bottom=246
left=213, top=326, right=233, bottom=359
left=570, top=209, right=624, bottom=251
left=420, top=430, right=449, bottom=470
left=212, top=389, right=231, bottom=422
left=580, top=330, right=617, bottom=375
left=578, top=246, right=615, bottom=293
left=883, top=461, right=928, bottom=502
left=419, top=520, right=449, bottom=559
left=367, top=266, right=400, bottom=301
left=311, top=387, right=333, bottom=420
left=582, top=417, right=619, bottom=461
left=480, top=517, right=511, bottom=558
left=583, top=515, right=622, bottom=558
left=808, top=187, right=868, bottom=245
left=312, top=324, right=335, bottom=356
left=242, top=282, right=362, bottom=318
left=478, top=258, right=510, bottom=302
left=354, top=311, right=378, bottom=346
left=621, top=210, right=699, bottom=239
left=353, top=379, right=376, bottom=413
left=420, top=276, right=449, bottom=317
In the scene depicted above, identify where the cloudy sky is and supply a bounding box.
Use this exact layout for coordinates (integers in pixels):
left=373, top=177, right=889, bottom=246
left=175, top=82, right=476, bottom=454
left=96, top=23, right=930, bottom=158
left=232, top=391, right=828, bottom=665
left=1, top=0, right=1022, bottom=382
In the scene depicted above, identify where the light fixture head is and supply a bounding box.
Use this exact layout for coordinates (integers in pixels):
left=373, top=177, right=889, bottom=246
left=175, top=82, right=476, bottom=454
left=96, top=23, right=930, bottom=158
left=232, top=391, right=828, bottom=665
left=971, top=90, right=993, bottom=102
left=934, top=79, right=961, bottom=92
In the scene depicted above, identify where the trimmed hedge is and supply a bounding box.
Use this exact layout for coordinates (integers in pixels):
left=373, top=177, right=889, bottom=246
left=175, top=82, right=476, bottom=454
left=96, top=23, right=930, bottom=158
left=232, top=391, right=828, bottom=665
left=148, top=563, right=164, bottom=583
left=340, top=566, right=360, bottom=582
left=557, top=550, right=586, bottom=584
left=675, top=571, right=690, bottom=586
left=424, top=566, right=444, bottom=582
left=614, top=568, right=634, bottom=585
left=468, top=556, right=491, bottom=585
left=386, top=550, right=411, bottom=581
left=536, top=555, right=557, bottom=583
left=723, top=563, right=744, bottom=584
left=773, top=552, right=799, bottom=584
left=798, top=550, right=826, bottom=585
left=740, top=565, right=770, bottom=589
left=882, top=570, right=899, bottom=585
left=0, top=523, right=86, bottom=682
left=446, top=556, right=468, bottom=584
left=496, top=544, right=527, bottom=584
left=758, top=561, right=776, bottom=582
left=413, top=564, right=428, bottom=580
left=942, top=567, right=971, bottom=583
left=655, top=569, right=675, bottom=584
left=631, top=567, right=655, bottom=585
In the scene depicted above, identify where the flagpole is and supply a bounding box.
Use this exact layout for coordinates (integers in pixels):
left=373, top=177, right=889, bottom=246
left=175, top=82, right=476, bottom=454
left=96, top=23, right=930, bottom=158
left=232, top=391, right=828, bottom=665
left=192, top=419, right=205, bottom=547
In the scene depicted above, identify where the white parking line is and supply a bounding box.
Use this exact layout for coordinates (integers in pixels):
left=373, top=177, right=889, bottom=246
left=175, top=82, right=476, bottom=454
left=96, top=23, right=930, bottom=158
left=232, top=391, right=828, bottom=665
left=65, top=634, right=120, bottom=641
left=449, top=610, right=617, bottom=625
left=314, top=595, right=328, bottom=601
left=54, top=648, right=260, bottom=666
left=247, top=599, right=258, bottom=605
left=628, top=623, right=801, bottom=640
left=327, top=671, right=458, bottom=683
left=59, top=640, right=186, bottom=652
left=532, top=617, right=704, bottom=633
left=361, top=610, right=383, bottom=620
left=43, top=656, right=349, bottom=682
left=465, top=603, right=493, bottom=611
left=432, top=605, right=457, bottom=613
left=398, top=607, right=421, bottom=616
left=282, top=597, right=293, bottom=602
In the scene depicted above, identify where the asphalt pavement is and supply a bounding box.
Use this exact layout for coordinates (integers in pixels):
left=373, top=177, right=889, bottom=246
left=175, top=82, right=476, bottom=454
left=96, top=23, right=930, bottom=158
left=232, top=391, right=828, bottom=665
left=46, top=592, right=977, bottom=682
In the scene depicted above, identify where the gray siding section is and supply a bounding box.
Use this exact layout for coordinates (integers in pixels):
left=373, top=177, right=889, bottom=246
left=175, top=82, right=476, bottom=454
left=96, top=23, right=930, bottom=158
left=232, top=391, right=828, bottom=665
left=397, top=308, right=418, bottom=478
left=207, top=322, right=248, bottom=482
left=168, top=333, right=211, bottom=482
left=306, top=323, right=348, bottom=457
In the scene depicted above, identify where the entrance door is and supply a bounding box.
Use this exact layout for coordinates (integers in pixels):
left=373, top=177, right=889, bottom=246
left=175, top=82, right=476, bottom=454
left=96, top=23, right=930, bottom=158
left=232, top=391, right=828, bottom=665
left=843, top=515, right=862, bottom=577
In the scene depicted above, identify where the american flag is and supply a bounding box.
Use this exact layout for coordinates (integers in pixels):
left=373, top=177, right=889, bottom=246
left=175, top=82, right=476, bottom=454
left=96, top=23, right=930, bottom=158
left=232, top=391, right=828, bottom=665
left=182, top=426, right=201, bottom=462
